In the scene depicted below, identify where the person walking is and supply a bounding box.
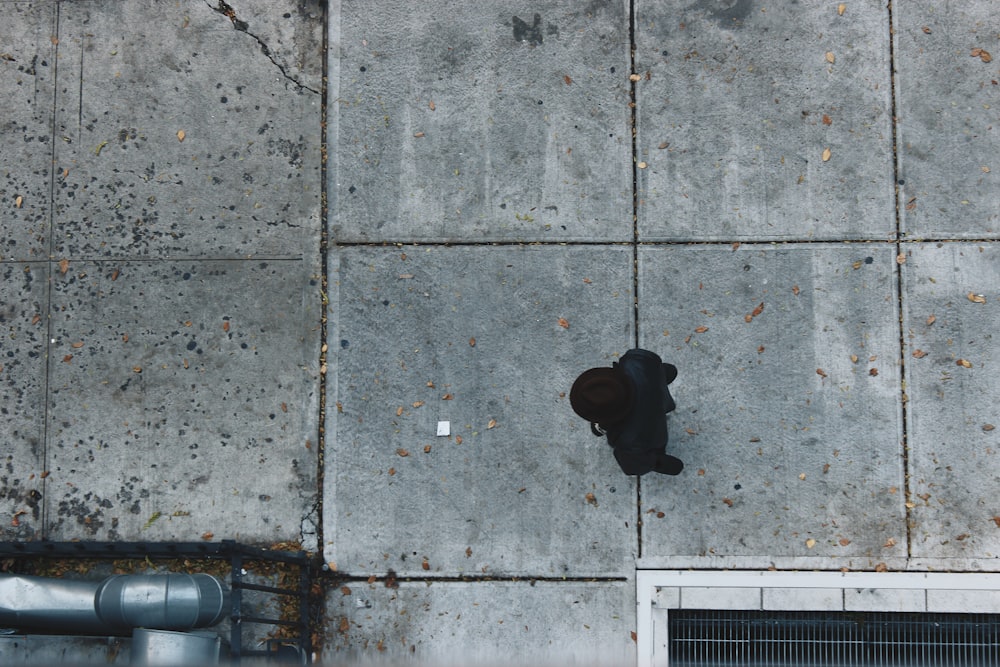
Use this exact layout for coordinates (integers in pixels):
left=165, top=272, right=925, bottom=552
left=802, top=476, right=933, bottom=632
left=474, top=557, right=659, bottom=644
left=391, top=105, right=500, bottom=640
left=569, top=348, right=684, bottom=476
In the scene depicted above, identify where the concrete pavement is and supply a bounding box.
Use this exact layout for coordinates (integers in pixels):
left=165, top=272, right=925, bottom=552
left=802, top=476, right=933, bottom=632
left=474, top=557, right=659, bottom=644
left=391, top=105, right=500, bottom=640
left=1, top=0, right=999, bottom=664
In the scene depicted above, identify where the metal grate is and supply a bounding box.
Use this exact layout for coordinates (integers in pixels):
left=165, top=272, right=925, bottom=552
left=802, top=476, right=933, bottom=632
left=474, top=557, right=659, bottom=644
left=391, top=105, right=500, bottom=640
left=668, top=609, right=1000, bottom=666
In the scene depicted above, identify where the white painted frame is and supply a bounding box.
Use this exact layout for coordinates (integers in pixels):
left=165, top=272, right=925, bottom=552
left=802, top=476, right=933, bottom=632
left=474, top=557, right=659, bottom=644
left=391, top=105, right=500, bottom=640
left=636, top=569, right=1000, bottom=667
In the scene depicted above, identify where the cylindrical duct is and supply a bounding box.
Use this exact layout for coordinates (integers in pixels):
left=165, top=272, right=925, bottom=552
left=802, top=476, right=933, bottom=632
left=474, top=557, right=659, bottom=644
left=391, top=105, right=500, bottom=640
left=131, top=628, right=220, bottom=666
left=0, top=574, right=228, bottom=635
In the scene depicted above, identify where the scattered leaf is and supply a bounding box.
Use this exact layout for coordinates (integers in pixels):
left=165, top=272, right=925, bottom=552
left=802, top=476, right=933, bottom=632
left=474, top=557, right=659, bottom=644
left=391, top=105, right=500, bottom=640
left=957, top=359, right=973, bottom=368
left=926, top=314, right=936, bottom=326
left=805, top=538, right=816, bottom=549
left=487, top=419, right=497, bottom=429
left=822, top=147, right=832, bottom=162
left=423, top=444, right=432, bottom=453
left=983, top=424, right=995, bottom=432
left=412, top=400, right=425, bottom=408
left=176, top=130, right=185, bottom=142
left=896, top=253, right=906, bottom=265
left=631, top=631, right=637, bottom=643
left=428, top=100, right=435, bottom=110
left=340, top=586, right=352, bottom=596
left=585, top=492, right=598, bottom=507
left=956, top=533, right=970, bottom=541
left=816, top=368, right=828, bottom=378
left=469, top=337, right=476, bottom=347
left=422, top=558, right=430, bottom=570
left=71, top=341, right=84, bottom=349
left=823, top=463, right=831, bottom=474
left=442, top=393, right=453, bottom=400
left=94, top=140, right=108, bottom=156
left=413, top=131, right=425, bottom=138
left=59, top=259, right=69, bottom=275
left=455, top=435, right=463, bottom=444
left=993, top=516, right=1000, bottom=528
left=40, top=470, right=50, bottom=479
left=466, top=547, right=473, bottom=558
left=971, top=48, right=993, bottom=63
left=32, top=314, right=41, bottom=325
left=837, top=3, right=846, bottom=16
left=968, top=292, right=986, bottom=304
left=839, top=537, right=851, bottom=546
left=883, top=537, right=896, bottom=548
left=656, top=511, right=665, bottom=518
left=875, top=562, right=888, bottom=572
left=629, top=73, right=641, bottom=82
left=850, top=354, right=859, bottom=363
left=792, top=285, right=801, bottom=295
left=396, top=448, right=409, bottom=457
left=912, top=349, right=928, bottom=358
left=922, top=26, right=931, bottom=34
left=869, top=368, right=879, bottom=377
left=637, top=161, right=648, bottom=169
left=14, top=195, right=23, bottom=208
left=694, top=326, right=709, bottom=333
left=133, top=366, right=142, bottom=373
left=825, top=51, right=835, bottom=64
left=558, top=317, right=570, bottom=329
left=62, top=355, right=73, bottom=363
left=822, top=114, right=832, bottom=125
left=222, top=320, right=230, bottom=332
left=722, top=498, right=734, bottom=507
left=201, top=532, right=214, bottom=541
left=697, top=469, right=706, bottom=476
left=564, top=74, right=573, bottom=85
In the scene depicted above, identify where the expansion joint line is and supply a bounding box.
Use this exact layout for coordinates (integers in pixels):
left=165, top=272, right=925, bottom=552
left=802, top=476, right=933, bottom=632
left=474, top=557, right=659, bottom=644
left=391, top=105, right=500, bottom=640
left=885, top=0, right=913, bottom=559
left=628, top=0, right=642, bottom=560
left=316, top=0, right=331, bottom=558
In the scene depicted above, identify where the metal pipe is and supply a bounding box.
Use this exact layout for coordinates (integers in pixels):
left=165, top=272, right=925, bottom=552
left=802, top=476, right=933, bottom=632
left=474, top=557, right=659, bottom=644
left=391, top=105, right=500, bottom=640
left=0, top=574, right=228, bottom=635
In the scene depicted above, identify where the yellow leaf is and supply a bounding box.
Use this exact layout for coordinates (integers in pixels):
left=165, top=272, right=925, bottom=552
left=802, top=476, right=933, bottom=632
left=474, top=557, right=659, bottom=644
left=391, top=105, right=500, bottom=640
left=177, top=129, right=185, bottom=142
left=837, top=3, right=846, bottom=15
left=805, top=538, right=816, bottom=549
left=487, top=419, right=497, bottom=429
left=822, top=147, right=832, bottom=162
left=14, top=195, right=23, bottom=208
left=825, top=51, right=835, bottom=64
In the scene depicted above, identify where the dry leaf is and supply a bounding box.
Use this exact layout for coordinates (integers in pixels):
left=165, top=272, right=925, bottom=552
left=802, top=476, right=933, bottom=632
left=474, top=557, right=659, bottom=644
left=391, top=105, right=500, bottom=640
left=412, top=400, right=425, bottom=408
left=792, top=285, right=801, bottom=295
left=822, top=114, right=832, bottom=126
left=177, top=130, right=185, bottom=142
left=656, top=511, right=665, bottom=518
left=822, top=147, right=832, bottom=162
left=837, top=3, right=846, bottom=15
left=697, top=469, right=706, bottom=476
left=922, top=26, right=931, bottom=34
left=993, top=516, right=1000, bottom=528
left=926, top=314, right=936, bottom=326
left=875, top=562, right=888, bottom=572
left=465, top=547, right=473, bottom=558
left=912, top=349, right=928, bottom=358
left=40, top=470, right=50, bottom=479
left=825, top=51, right=835, bottom=64
left=59, top=259, right=69, bottom=275
left=487, top=419, right=497, bottom=429
left=839, top=537, right=851, bottom=546
left=442, top=393, right=453, bottom=400
left=396, top=448, right=409, bottom=457
left=799, top=473, right=807, bottom=480
left=628, top=73, right=641, bottom=81
left=896, top=253, right=906, bottom=265
left=455, top=435, right=463, bottom=444
left=557, top=317, right=570, bottom=329
left=694, top=326, right=709, bottom=333
left=968, top=292, right=986, bottom=304
left=805, top=538, right=816, bottom=549
left=983, top=424, right=996, bottom=432
left=201, top=532, right=214, bottom=541
left=972, top=48, right=992, bottom=63
left=637, top=161, right=648, bottom=169
left=14, top=195, right=23, bottom=208
left=396, top=406, right=404, bottom=416
left=751, top=302, right=764, bottom=318
left=280, top=402, right=288, bottom=413
left=869, top=368, right=879, bottom=377
left=563, top=74, right=573, bottom=85
left=816, top=368, right=828, bottom=378
left=630, top=631, right=637, bottom=643
left=585, top=492, right=598, bottom=506
left=71, top=341, right=84, bottom=349
left=413, top=131, right=425, bottom=138
left=850, top=354, right=859, bottom=363
left=62, top=355, right=73, bottom=363
left=469, top=337, right=476, bottom=347
left=32, top=314, right=41, bottom=325
left=340, top=586, right=352, bottom=596
left=422, top=559, right=430, bottom=570
left=133, top=366, right=142, bottom=373
left=423, top=444, right=432, bottom=453
left=957, top=359, right=973, bottom=368
left=883, top=537, right=896, bottom=548
left=222, top=320, right=230, bottom=332
left=722, top=498, right=734, bottom=507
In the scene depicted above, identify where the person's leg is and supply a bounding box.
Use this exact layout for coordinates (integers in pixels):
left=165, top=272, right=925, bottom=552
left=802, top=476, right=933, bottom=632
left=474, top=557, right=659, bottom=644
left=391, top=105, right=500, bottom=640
left=653, top=453, right=683, bottom=475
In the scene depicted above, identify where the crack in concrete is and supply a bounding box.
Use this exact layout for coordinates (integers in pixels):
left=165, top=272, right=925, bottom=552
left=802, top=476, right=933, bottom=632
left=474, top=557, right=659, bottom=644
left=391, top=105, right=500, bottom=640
left=207, top=0, right=319, bottom=95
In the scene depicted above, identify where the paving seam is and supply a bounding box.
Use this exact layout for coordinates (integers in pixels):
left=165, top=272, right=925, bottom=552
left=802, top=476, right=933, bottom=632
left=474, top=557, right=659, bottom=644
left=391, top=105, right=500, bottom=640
left=628, top=0, right=644, bottom=564
left=886, top=0, right=914, bottom=560
left=39, top=0, right=64, bottom=540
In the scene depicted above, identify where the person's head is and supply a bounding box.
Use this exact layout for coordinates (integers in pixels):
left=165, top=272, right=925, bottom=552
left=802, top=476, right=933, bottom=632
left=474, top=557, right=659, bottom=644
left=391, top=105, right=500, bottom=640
left=569, top=367, right=634, bottom=424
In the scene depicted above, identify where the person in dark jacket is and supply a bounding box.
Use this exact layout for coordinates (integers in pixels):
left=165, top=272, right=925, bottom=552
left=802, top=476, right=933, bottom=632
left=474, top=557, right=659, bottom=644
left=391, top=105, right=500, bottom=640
left=569, top=349, right=683, bottom=476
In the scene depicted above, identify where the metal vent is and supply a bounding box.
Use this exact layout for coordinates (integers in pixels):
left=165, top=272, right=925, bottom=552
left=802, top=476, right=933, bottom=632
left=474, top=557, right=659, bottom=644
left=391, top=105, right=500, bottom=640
left=668, top=609, right=1000, bottom=666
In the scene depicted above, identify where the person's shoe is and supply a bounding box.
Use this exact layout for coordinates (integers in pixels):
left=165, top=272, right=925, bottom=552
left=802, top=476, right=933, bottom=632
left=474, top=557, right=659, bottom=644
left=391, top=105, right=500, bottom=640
left=653, top=454, right=683, bottom=476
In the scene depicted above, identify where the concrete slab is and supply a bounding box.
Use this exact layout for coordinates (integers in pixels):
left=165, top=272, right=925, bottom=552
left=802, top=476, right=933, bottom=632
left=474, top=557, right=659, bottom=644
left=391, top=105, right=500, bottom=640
left=637, top=244, right=905, bottom=566
left=894, top=2, right=1000, bottom=239
left=325, top=245, right=636, bottom=577
left=902, top=243, right=1000, bottom=560
left=331, top=1, right=632, bottom=242
left=52, top=0, right=321, bottom=259
left=0, top=1, right=57, bottom=261
left=0, top=262, right=48, bottom=541
left=44, top=259, right=320, bottom=542
left=324, top=579, right=635, bottom=666
left=635, top=0, right=894, bottom=241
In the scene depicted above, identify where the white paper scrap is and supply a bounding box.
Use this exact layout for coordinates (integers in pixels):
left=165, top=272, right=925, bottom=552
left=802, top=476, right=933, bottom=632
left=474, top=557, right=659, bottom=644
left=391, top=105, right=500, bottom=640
left=436, top=421, right=450, bottom=437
